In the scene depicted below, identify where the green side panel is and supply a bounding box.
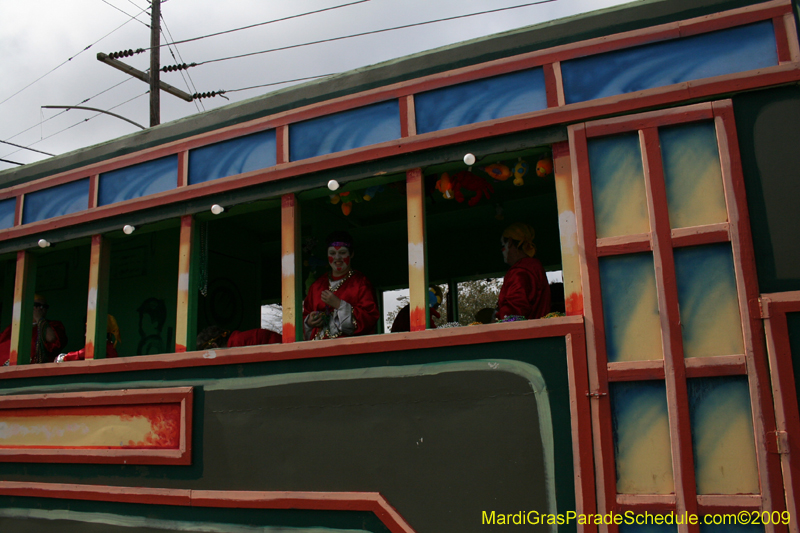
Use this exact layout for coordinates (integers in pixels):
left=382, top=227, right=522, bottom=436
left=0, top=336, right=576, bottom=533
left=660, top=121, right=727, bottom=229
left=787, top=312, right=800, bottom=424
left=734, top=86, right=800, bottom=292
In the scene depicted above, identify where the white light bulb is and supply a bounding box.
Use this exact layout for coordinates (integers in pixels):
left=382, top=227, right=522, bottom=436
left=123, top=225, right=135, bottom=235
left=211, top=204, right=225, bottom=215
left=463, top=153, right=476, bottom=166
left=327, top=179, right=340, bottom=191
left=37, top=239, right=50, bottom=248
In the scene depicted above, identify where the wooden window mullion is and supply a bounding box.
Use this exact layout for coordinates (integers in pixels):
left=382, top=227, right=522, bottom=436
left=640, top=127, right=698, bottom=532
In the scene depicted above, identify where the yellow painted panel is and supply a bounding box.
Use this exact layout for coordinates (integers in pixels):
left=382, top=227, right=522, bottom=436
left=612, top=381, right=675, bottom=494
left=588, top=134, right=650, bottom=239
left=661, top=122, right=728, bottom=229
left=0, top=415, right=154, bottom=448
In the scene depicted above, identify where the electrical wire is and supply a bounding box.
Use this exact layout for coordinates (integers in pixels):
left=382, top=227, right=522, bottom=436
left=101, top=0, right=150, bottom=29
left=159, top=0, right=371, bottom=49
left=0, top=4, right=150, bottom=109
left=188, top=0, right=559, bottom=68
left=160, top=15, right=204, bottom=112
left=224, top=74, right=339, bottom=94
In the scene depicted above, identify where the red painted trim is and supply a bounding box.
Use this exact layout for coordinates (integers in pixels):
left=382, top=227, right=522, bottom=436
left=606, top=360, right=665, bottom=382
left=543, top=63, right=560, bottom=108
left=684, top=354, right=748, bottom=377
left=0, top=316, right=585, bottom=380
left=616, top=494, right=677, bottom=511
left=569, top=124, right=618, bottom=527
left=0, top=387, right=192, bottom=465
left=784, top=12, right=800, bottom=63
left=566, top=329, right=598, bottom=533
left=88, top=174, right=99, bottom=208
left=641, top=126, right=699, bottom=529
left=0, top=482, right=417, bottom=533
left=177, top=151, right=189, bottom=187
left=713, top=100, right=785, bottom=521
left=677, top=0, right=791, bottom=38
left=761, top=295, right=800, bottom=531
left=696, top=494, right=762, bottom=513
left=399, top=95, right=416, bottom=137
left=671, top=223, right=730, bottom=248
left=584, top=103, right=714, bottom=138
left=13, top=195, right=22, bottom=227
left=596, top=233, right=651, bottom=257
left=276, top=125, right=289, bottom=165
left=774, top=16, right=793, bottom=63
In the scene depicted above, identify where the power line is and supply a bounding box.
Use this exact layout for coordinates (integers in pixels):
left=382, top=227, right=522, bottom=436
left=101, top=0, right=150, bottom=29
left=160, top=14, right=204, bottom=112
left=160, top=0, right=371, bottom=49
left=188, top=0, right=559, bottom=68
left=0, top=4, right=149, bottom=109
left=224, top=74, right=339, bottom=94
left=3, top=78, right=134, bottom=145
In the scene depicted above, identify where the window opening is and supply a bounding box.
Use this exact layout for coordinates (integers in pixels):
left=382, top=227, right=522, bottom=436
left=298, top=175, right=407, bottom=340
left=424, top=146, right=563, bottom=328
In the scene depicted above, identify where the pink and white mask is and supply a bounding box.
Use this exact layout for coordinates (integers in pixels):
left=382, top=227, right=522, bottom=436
left=328, top=246, right=352, bottom=277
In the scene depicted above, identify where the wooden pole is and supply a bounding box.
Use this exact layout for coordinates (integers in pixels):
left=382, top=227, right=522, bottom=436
left=150, top=0, right=161, bottom=127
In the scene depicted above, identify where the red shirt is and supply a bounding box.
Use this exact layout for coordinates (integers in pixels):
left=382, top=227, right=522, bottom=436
left=227, top=328, right=282, bottom=347
left=0, top=321, right=68, bottom=365
left=303, top=270, right=379, bottom=339
left=497, top=257, right=551, bottom=320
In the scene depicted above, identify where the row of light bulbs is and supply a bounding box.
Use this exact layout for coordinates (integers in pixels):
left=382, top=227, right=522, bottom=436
left=36, top=204, right=227, bottom=249
left=36, top=154, right=479, bottom=248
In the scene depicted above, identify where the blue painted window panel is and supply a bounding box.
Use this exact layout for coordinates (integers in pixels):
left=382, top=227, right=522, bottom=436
left=673, top=244, right=744, bottom=358
left=414, top=68, right=548, bottom=135
left=562, top=21, right=778, bottom=104
left=599, top=253, right=663, bottom=362
left=98, top=155, right=178, bottom=207
left=22, top=179, right=89, bottom=224
left=188, top=130, right=276, bottom=186
left=610, top=381, right=674, bottom=494
left=688, top=376, right=759, bottom=494
left=289, top=100, right=400, bottom=161
left=0, top=198, right=15, bottom=230
left=588, top=133, right=650, bottom=238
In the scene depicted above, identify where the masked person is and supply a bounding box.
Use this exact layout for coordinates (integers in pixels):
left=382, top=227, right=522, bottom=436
left=303, top=231, right=379, bottom=340
left=496, top=222, right=550, bottom=321
left=0, top=294, right=68, bottom=365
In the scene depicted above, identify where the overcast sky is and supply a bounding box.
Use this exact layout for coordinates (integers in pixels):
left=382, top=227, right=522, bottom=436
left=0, top=0, right=635, bottom=171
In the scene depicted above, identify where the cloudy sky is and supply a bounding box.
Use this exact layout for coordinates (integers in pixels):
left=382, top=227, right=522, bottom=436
left=0, top=0, right=635, bottom=171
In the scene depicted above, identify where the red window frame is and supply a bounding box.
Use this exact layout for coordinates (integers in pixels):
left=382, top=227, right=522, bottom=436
left=569, top=100, right=784, bottom=532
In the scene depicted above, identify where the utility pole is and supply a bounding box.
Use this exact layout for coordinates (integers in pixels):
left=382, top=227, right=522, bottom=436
left=150, top=0, right=161, bottom=127
left=97, top=0, right=194, bottom=126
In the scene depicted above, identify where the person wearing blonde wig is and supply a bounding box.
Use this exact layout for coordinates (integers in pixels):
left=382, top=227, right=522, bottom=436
left=497, top=222, right=550, bottom=320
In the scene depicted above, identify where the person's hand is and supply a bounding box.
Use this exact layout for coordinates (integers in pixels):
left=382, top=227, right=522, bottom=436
left=55, top=353, right=67, bottom=363
left=307, top=311, right=325, bottom=327
left=320, top=290, right=342, bottom=309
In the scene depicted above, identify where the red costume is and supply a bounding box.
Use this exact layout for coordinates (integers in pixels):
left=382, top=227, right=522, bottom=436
left=303, top=270, right=379, bottom=340
left=497, top=257, right=551, bottom=320
left=227, top=328, right=282, bottom=347
left=60, top=340, right=118, bottom=362
left=0, top=321, right=67, bottom=365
